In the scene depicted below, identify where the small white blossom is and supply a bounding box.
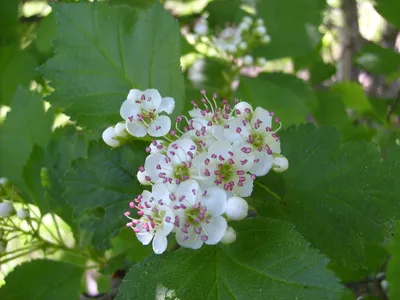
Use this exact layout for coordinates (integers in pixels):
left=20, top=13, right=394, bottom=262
left=261, top=34, right=271, bottom=44
left=215, top=27, right=242, bottom=53
left=272, top=155, right=289, bottom=173
left=0, top=178, right=8, bottom=186
left=225, top=196, right=248, bottom=220
left=221, top=226, right=237, bottom=244
left=238, top=41, right=248, bottom=50
left=256, top=18, right=264, bottom=26
left=243, top=55, right=253, bottom=66
left=102, top=126, right=121, bottom=148
left=17, top=208, right=29, bottom=219
left=0, top=202, right=14, bottom=218
left=125, top=188, right=175, bottom=254
left=256, top=57, right=267, bottom=66
left=173, top=180, right=228, bottom=249
left=242, top=16, right=252, bottom=24
left=255, top=25, right=267, bottom=35
left=194, top=18, right=208, bottom=36
left=120, top=89, right=174, bottom=138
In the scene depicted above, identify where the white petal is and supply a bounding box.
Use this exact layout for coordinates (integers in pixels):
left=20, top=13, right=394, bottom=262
left=167, top=138, right=197, bottom=165
left=162, top=206, right=175, bottom=235
left=144, top=154, right=166, bottom=182
left=137, top=170, right=151, bottom=185
left=273, top=155, right=289, bottom=173
left=233, top=174, right=253, bottom=197
left=232, top=147, right=254, bottom=172
left=0, top=202, right=14, bottom=217
left=126, top=121, right=147, bottom=137
left=127, top=89, right=141, bottom=101
left=102, top=127, right=120, bottom=147
left=136, top=232, right=153, bottom=245
left=223, top=118, right=250, bottom=143
left=249, top=151, right=274, bottom=176
left=203, top=216, right=227, bottom=245
left=225, top=196, right=248, bottom=220
left=251, top=107, right=272, bottom=131
left=149, top=140, right=166, bottom=154
left=208, top=140, right=232, bottom=159
left=159, top=97, right=175, bottom=114
left=176, top=228, right=203, bottom=249
left=120, top=100, right=141, bottom=120
left=234, top=101, right=253, bottom=119
left=147, top=116, right=171, bottom=137
left=141, top=89, right=162, bottom=111
left=152, top=184, right=172, bottom=205
left=212, top=124, right=225, bottom=140
left=152, top=230, right=168, bottom=254
left=265, top=134, right=281, bottom=153
left=201, top=187, right=227, bottom=217
left=220, top=226, right=237, bottom=244
left=175, top=180, right=200, bottom=206
left=114, top=121, right=128, bottom=137
left=188, top=108, right=204, bottom=118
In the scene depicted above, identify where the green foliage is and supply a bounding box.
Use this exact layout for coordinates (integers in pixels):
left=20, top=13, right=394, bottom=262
left=251, top=125, right=400, bottom=266
left=42, top=2, right=184, bottom=129
left=236, top=73, right=317, bottom=125
left=117, top=218, right=342, bottom=300
left=0, top=87, right=53, bottom=186
left=0, top=260, right=83, bottom=299
left=63, top=141, right=147, bottom=248
left=387, top=222, right=400, bottom=299
left=374, top=0, right=400, bottom=29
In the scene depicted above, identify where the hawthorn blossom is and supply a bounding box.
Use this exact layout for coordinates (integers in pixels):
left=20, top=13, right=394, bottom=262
left=172, top=180, right=228, bottom=249
left=194, top=17, right=208, bottom=36
left=102, top=122, right=128, bottom=147
left=120, top=89, right=175, bottom=138
left=0, top=202, right=14, bottom=218
left=225, top=196, right=248, bottom=220
left=215, top=27, right=242, bottom=53
left=197, top=140, right=255, bottom=197
left=125, top=188, right=175, bottom=254
left=224, top=103, right=282, bottom=176
left=144, top=138, right=198, bottom=185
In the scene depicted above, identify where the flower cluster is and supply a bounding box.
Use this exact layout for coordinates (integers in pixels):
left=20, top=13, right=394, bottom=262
left=103, top=89, right=288, bottom=254
left=192, top=16, right=270, bottom=68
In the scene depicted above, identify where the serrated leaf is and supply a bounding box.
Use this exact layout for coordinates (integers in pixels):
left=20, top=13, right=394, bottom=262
left=0, top=259, right=83, bottom=300
left=251, top=125, right=400, bottom=266
left=42, top=2, right=184, bottom=129
left=236, top=73, right=317, bottom=125
left=63, top=141, right=147, bottom=249
left=0, top=87, right=53, bottom=186
left=0, top=44, right=38, bottom=106
left=35, top=13, right=56, bottom=55
left=117, top=218, right=342, bottom=300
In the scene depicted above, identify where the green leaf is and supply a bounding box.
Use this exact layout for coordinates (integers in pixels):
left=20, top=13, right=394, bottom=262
left=42, top=2, right=184, bottom=129
left=236, top=73, right=317, bottom=125
left=117, top=218, right=342, bottom=300
left=205, top=0, right=246, bottom=27
left=330, top=82, right=373, bottom=114
left=0, top=87, right=53, bottom=186
left=252, top=125, right=400, bottom=266
left=0, top=260, right=83, bottom=300
left=355, top=42, right=400, bottom=75
left=0, top=0, right=20, bottom=42
left=63, top=141, right=147, bottom=249
left=35, top=13, right=56, bottom=55
left=388, top=222, right=400, bottom=299
left=254, top=0, right=325, bottom=59
left=0, top=44, right=38, bottom=106
left=374, top=0, right=400, bottom=29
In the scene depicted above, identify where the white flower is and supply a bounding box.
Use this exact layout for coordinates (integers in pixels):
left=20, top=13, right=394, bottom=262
left=125, top=188, right=175, bottom=255
left=261, top=34, right=271, bottom=44
left=197, top=140, right=255, bottom=197
left=114, top=121, right=128, bottom=138
left=272, top=155, right=289, bottom=173
left=194, top=18, right=208, bottom=35
left=144, top=138, right=198, bottom=185
left=256, top=18, right=264, bottom=26
left=173, top=180, right=228, bottom=249
left=120, top=89, right=174, bottom=138
left=255, top=25, right=267, bottom=35
left=238, top=42, right=247, bottom=50
left=215, top=27, right=242, bottom=53
left=0, top=202, right=14, bottom=218
left=242, top=16, right=252, bottom=24
left=256, top=57, right=267, bottom=66
left=224, top=104, right=282, bottom=176
left=243, top=55, right=253, bottom=66
left=0, top=178, right=8, bottom=186
left=238, top=21, right=250, bottom=31
left=102, top=126, right=121, bottom=147
left=16, top=208, right=29, bottom=219
left=220, top=226, right=236, bottom=244
left=225, top=196, right=248, bottom=220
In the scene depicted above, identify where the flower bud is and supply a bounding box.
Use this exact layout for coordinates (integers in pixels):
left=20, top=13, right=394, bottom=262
left=261, top=34, right=271, bottom=44
left=272, top=155, right=289, bottom=173
left=194, top=18, right=208, bottom=36
left=114, top=122, right=128, bottom=138
left=221, top=226, right=237, bottom=244
left=255, top=25, right=267, bottom=35
left=242, top=16, right=252, bottom=24
left=243, top=55, right=253, bottom=66
left=102, top=126, right=121, bottom=148
left=239, top=22, right=250, bottom=31
left=0, top=178, right=8, bottom=186
left=0, top=202, right=14, bottom=218
left=137, top=169, right=152, bottom=185
left=256, top=57, right=267, bottom=66
left=225, top=196, right=248, bottom=220
left=256, top=18, right=264, bottom=26
left=17, top=208, right=29, bottom=219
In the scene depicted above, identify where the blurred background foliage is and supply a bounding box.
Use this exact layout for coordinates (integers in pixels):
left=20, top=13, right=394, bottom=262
left=0, top=0, right=399, bottom=299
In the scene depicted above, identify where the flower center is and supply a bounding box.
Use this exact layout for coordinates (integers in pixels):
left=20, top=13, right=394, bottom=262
left=173, top=165, right=191, bottom=182
left=218, top=163, right=234, bottom=181
left=250, top=132, right=265, bottom=148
